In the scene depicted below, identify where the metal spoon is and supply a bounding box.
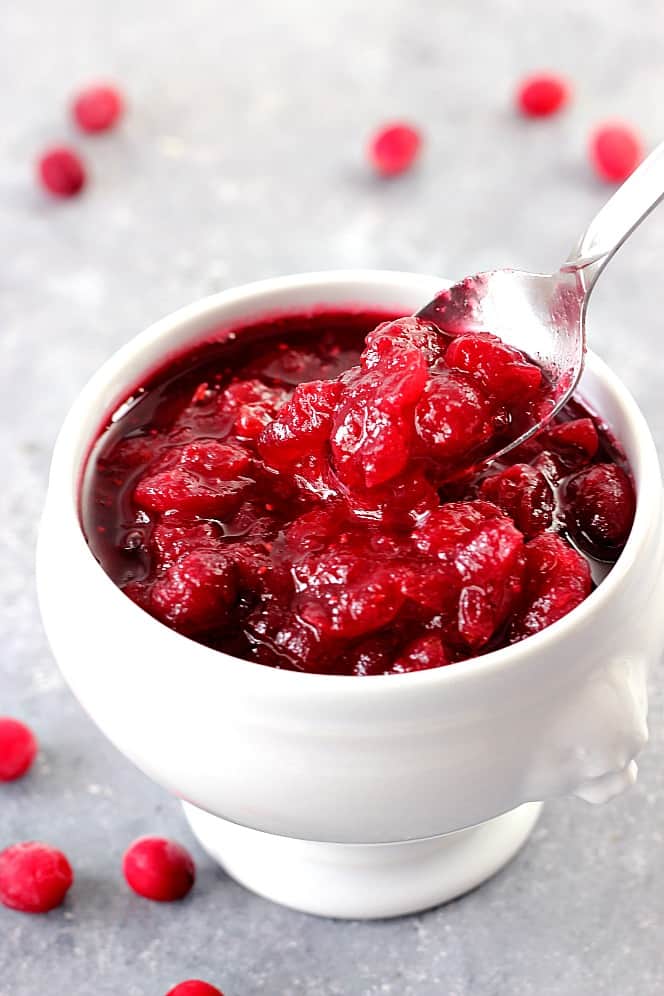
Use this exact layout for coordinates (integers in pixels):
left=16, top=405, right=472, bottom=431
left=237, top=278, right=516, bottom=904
left=417, top=140, right=664, bottom=468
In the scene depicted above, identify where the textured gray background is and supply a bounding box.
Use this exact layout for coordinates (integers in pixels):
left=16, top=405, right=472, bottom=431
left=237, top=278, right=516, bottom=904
left=2, top=1, right=664, bottom=994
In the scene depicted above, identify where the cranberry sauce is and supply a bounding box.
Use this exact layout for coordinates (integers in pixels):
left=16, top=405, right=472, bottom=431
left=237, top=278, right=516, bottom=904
left=82, top=309, right=635, bottom=675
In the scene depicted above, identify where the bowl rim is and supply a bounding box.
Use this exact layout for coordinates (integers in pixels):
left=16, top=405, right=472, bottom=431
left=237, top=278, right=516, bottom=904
left=44, top=268, right=662, bottom=693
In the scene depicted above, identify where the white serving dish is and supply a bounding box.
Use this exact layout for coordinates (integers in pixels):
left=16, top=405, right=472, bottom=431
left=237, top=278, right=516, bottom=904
left=37, top=271, right=664, bottom=918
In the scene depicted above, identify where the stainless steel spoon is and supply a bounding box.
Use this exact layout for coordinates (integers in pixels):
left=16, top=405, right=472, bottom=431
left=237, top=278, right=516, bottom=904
left=417, top=140, right=664, bottom=468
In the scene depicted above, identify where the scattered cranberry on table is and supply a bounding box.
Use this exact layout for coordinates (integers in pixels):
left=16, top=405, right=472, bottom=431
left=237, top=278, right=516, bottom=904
left=123, top=836, right=196, bottom=901
left=72, top=84, right=124, bottom=133
left=37, top=146, right=86, bottom=197
left=589, top=122, right=643, bottom=182
left=0, top=717, right=37, bottom=781
left=0, top=842, right=73, bottom=913
left=165, top=982, right=224, bottom=996
left=368, top=122, right=422, bottom=176
left=516, top=73, right=569, bottom=117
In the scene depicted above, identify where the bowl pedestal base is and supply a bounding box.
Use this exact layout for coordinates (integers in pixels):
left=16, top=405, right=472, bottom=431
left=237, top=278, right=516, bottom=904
left=182, top=800, right=542, bottom=919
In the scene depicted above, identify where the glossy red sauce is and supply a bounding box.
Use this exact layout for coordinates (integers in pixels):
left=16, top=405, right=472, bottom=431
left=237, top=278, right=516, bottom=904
left=81, top=309, right=635, bottom=675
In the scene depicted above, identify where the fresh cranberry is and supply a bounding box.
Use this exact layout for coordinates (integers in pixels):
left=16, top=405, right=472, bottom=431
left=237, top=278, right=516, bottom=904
left=123, top=837, right=195, bottom=901
left=516, top=73, right=569, bottom=117
left=478, top=464, right=554, bottom=538
left=37, top=147, right=86, bottom=197
left=368, top=122, right=422, bottom=177
left=0, top=842, right=73, bottom=913
left=565, top=463, right=636, bottom=558
left=0, top=718, right=37, bottom=781
left=72, top=84, right=124, bottom=132
left=165, top=982, right=224, bottom=996
left=590, top=123, right=643, bottom=182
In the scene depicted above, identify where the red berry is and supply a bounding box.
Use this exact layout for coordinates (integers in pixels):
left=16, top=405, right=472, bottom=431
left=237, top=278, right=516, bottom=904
left=478, top=464, right=555, bottom=538
left=165, top=983, right=224, bottom=996
left=565, top=463, right=635, bottom=557
left=72, top=84, right=124, bottom=133
left=331, top=340, right=427, bottom=489
left=149, top=550, right=237, bottom=634
left=295, top=544, right=405, bottom=640
left=0, top=842, right=73, bottom=913
left=258, top=380, right=343, bottom=469
left=362, top=317, right=446, bottom=369
left=368, top=122, right=422, bottom=177
left=394, top=635, right=450, bottom=672
left=123, top=837, right=195, bottom=901
left=37, top=147, right=86, bottom=197
left=445, top=333, right=542, bottom=403
left=516, top=73, right=569, bottom=117
left=414, top=371, right=495, bottom=464
left=0, top=717, right=37, bottom=781
left=220, top=379, right=289, bottom=439
left=510, top=533, right=592, bottom=642
left=152, top=521, right=222, bottom=567
left=134, top=441, right=251, bottom=517
left=542, top=418, right=599, bottom=462
left=412, top=500, right=526, bottom=650
left=590, top=123, right=643, bottom=182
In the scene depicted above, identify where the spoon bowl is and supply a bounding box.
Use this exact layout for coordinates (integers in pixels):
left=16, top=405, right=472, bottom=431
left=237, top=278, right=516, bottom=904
left=417, top=138, right=664, bottom=469
left=417, top=266, right=586, bottom=465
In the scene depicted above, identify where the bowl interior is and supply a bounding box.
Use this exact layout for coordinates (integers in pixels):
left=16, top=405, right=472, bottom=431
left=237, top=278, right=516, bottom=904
left=50, top=269, right=661, bottom=693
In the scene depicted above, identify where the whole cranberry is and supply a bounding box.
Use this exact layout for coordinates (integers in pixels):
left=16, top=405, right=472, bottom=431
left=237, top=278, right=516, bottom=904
left=72, top=84, right=124, bottom=132
left=368, top=122, right=422, bottom=177
left=516, top=73, right=569, bottom=117
left=479, top=464, right=555, bottom=538
left=565, top=463, right=635, bottom=558
left=0, top=842, right=73, bottom=913
left=123, top=837, right=195, bottom=901
left=542, top=418, right=599, bottom=463
left=165, top=983, right=224, bottom=996
left=590, top=123, right=643, bottom=183
left=37, top=147, right=86, bottom=197
left=0, top=717, right=37, bottom=781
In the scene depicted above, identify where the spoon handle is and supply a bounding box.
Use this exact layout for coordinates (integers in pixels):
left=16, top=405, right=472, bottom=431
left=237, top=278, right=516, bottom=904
left=565, top=139, right=664, bottom=292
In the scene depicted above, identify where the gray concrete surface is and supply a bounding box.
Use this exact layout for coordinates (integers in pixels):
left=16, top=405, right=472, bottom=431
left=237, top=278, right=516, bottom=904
left=3, top=1, right=664, bottom=993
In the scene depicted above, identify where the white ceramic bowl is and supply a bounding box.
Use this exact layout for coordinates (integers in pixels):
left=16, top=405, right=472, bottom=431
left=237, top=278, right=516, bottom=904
left=37, top=271, right=664, bottom=918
